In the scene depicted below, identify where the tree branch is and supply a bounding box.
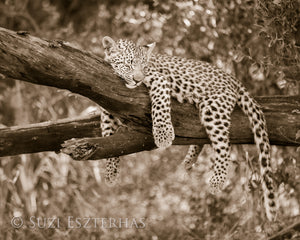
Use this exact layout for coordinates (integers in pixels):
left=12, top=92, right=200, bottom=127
left=0, top=115, right=101, bottom=156
left=0, top=95, right=299, bottom=158
left=0, top=27, right=299, bottom=159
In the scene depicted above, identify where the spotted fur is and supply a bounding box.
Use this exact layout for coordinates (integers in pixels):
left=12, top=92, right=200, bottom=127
left=100, top=107, right=122, bottom=186
left=183, top=145, right=203, bottom=172
left=61, top=107, right=121, bottom=186
left=102, top=36, right=277, bottom=221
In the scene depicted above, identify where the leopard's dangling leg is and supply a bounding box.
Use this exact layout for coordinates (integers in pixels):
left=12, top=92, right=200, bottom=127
left=149, top=76, right=175, bottom=149
left=104, top=157, right=120, bottom=186
left=199, top=94, right=236, bottom=193
left=100, top=108, right=122, bottom=186
left=183, top=145, right=203, bottom=172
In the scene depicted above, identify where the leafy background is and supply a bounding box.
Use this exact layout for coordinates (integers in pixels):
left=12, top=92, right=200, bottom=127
left=0, top=0, right=299, bottom=239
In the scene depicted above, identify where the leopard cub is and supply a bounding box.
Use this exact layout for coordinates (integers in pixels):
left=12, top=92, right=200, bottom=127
left=102, top=36, right=277, bottom=221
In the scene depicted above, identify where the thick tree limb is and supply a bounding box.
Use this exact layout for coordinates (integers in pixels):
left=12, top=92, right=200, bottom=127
left=0, top=96, right=299, bottom=159
left=0, top=115, right=102, bottom=157
left=0, top=27, right=299, bottom=159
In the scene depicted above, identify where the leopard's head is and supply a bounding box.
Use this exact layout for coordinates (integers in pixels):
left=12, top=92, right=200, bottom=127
left=102, top=36, right=155, bottom=89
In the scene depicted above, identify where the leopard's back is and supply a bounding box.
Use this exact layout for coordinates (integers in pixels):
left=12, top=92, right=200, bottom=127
left=146, top=54, right=239, bottom=105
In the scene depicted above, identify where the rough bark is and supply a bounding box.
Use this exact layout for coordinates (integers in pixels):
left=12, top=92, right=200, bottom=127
left=0, top=27, right=299, bottom=159
left=0, top=115, right=102, bottom=157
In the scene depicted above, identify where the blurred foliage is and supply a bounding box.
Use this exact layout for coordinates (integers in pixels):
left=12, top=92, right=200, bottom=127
left=0, top=0, right=299, bottom=239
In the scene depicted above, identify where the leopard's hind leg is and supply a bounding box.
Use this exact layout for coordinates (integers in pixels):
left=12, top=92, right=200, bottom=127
left=199, top=94, right=236, bottom=193
left=183, top=145, right=203, bottom=172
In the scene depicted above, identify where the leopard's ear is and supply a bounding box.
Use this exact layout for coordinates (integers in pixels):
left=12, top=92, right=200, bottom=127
left=144, top=42, right=156, bottom=61
left=102, top=36, right=116, bottom=50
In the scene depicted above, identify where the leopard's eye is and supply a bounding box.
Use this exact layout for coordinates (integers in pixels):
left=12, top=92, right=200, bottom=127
left=143, top=66, right=148, bottom=72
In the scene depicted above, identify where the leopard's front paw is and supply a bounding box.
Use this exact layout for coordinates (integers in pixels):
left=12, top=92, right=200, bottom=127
left=105, top=157, right=120, bottom=187
left=209, top=174, right=225, bottom=194
left=153, top=123, right=175, bottom=149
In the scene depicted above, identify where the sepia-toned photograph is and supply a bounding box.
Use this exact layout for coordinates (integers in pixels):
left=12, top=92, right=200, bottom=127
left=0, top=0, right=299, bottom=239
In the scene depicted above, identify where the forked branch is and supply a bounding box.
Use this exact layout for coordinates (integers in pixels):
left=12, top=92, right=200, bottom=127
left=0, top=27, right=299, bottom=159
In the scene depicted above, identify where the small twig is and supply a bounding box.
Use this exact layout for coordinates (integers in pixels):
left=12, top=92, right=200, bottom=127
left=268, top=219, right=300, bottom=240
left=278, top=126, right=300, bottom=145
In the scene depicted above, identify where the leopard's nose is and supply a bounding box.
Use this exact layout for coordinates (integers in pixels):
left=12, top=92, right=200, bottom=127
left=133, top=69, right=144, bottom=81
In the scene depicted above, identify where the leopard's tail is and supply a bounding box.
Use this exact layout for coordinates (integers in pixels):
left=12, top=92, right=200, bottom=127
left=236, top=85, right=277, bottom=221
